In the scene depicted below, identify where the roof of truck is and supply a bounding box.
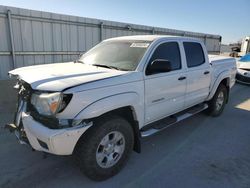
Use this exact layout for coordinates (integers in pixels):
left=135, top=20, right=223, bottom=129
left=104, top=35, right=197, bottom=42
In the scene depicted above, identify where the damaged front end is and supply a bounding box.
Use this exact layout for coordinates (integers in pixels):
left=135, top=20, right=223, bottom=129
left=5, top=79, right=31, bottom=145
left=5, top=77, right=93, bottom=155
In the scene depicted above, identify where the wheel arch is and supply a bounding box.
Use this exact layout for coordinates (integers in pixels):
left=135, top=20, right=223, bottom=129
left=74, top=106, right=142, bottom=154
left=97, top=106, right=141, bottom=153
left=220, top=78, right=230, bottom=102
left=207, top=72, right=230, bottom=102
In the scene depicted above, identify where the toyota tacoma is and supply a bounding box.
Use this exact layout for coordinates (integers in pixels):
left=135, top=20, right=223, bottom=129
left=6, top=35, right=237, bottom=181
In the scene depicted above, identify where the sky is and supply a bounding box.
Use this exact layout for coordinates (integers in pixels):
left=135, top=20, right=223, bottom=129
left=0, top=0, right=249, bottom=44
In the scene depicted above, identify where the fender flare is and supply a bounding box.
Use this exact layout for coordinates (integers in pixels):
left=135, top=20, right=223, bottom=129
left=207, top=70, right=230, bottom=101
left=74, top=92, right=143, bottom=153
left=75, top=92, right=143, bottom=126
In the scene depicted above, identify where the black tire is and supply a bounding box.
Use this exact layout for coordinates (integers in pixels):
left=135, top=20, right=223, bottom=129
left=206, top=84, right=228, bottom=117
left=74, top=115, right=134, bottom=181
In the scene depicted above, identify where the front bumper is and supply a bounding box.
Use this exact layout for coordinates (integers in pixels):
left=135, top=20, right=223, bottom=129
left=8, top=112, right=91, bottom=155
left=236, top=69, right=250, bottom=84
left=6, top=80, right=92, bottom=155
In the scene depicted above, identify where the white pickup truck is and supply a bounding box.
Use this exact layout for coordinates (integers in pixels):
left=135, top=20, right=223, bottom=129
left=7, top=35, right=236, bottom=181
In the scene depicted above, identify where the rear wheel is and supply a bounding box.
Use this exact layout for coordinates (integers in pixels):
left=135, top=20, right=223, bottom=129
left=74, top=115, right=134, bottom=181
left=206, top=84, right=228, bottom=117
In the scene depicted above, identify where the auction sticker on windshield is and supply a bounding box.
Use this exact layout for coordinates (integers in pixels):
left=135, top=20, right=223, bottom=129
left=130, top=43, right=150, bottom=48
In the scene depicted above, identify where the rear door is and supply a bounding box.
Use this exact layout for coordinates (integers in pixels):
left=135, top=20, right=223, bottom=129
left=183, top=42, right=211, bottom=108
left=144, top=41, right=187, bottom=124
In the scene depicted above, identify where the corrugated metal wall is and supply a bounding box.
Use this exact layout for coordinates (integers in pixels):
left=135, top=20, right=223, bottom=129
left=0, top=5, right=221, bottom=79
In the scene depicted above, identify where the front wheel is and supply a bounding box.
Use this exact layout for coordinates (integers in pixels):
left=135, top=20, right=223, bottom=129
left=206, top=84, right=228, bottom=117
left=74, top=115, right=134, bottom=181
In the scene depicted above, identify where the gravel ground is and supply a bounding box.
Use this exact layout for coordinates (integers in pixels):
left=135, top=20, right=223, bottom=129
left=0, top=83, right=250, bottom=188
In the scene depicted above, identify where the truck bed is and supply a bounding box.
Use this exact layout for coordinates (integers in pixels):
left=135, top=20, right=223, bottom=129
left=208, top=54, right=235, bottom=64
left=208, top=54, right=236, bottom=89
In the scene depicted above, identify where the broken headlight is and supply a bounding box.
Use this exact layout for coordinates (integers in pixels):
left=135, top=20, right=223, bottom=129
left=31, top=92, right=72, bottom=116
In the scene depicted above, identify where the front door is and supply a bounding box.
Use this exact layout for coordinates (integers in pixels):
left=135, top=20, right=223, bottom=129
left=144, top=41, right=187, bottom=124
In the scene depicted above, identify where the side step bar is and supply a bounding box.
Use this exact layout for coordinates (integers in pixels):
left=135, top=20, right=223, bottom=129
left=141, top=103, right=208, bottom=137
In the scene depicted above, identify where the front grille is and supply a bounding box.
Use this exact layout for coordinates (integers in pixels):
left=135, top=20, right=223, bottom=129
left=17, top=80, right=32, bottom=102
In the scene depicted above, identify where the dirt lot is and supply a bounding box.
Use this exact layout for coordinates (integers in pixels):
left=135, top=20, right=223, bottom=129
left=0, top=83, right=250, bottom=188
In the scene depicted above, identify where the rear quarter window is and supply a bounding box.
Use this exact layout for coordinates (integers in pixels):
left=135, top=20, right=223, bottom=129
left=184, top=42, right=205, bottom=68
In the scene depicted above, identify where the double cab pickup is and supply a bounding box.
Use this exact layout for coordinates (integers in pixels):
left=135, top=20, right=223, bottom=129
left=7, top=35, right=236, bottom=181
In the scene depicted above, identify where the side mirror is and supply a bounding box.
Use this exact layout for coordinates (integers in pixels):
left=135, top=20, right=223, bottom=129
left=147, top=59, right=172, bottom=75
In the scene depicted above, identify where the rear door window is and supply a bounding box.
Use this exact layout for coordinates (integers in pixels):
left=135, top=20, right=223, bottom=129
left=184, top=42, right=205, bottom=68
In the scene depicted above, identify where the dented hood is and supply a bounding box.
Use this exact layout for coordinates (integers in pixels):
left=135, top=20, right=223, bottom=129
left=9, top=62, right=128, bottom=91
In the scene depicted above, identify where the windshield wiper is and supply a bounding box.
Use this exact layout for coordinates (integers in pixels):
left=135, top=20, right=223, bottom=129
left=92, top=64, right=125, bottom=71
left=74, top=59, right=84, bottom=64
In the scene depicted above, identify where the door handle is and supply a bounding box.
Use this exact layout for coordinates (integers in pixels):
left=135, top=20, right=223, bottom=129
left=178, top=76, right=186, bottom=81
left=204, top=71, right=210, bottom=75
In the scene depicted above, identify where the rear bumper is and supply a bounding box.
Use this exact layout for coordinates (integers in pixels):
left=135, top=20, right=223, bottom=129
left=14, top=112, right=91, bottom=155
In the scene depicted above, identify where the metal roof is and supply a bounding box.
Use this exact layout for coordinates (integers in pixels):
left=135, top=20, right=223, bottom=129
left=104, top=35, right=199, bottom=42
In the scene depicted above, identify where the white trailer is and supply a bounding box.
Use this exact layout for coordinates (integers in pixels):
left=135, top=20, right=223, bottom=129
left=239, top=36, right=250, bottom=56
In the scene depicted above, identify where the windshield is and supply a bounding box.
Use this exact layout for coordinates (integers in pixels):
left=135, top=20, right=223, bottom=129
left=79, top=40, right=150, bottom=71
left=239, top=53, right=250, bottom=62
